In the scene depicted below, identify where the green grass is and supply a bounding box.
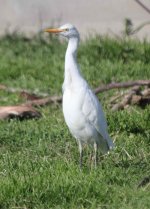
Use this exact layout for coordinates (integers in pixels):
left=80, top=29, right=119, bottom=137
left=0, top=34, right=150, bottom=209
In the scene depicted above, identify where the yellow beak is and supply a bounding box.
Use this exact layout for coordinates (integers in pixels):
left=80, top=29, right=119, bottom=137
left=44, top=28, right=65, bottom=33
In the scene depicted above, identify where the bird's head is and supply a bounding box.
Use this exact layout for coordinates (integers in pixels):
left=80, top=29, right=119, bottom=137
left=44, top=23, right=80, bottom=39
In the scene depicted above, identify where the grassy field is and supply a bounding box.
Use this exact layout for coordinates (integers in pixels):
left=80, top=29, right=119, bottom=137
left=0, top=33, right=150, bottom=209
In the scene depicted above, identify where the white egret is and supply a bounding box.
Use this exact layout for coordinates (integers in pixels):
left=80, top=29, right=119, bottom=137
left=45, top=24, right=114, bottom=168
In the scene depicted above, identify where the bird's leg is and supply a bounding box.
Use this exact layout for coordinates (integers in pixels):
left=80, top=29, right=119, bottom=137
left=89, top=149, right=93, bottom=169
left=94, top=143, right=98, bottom=168
left=80, top=149, right=83, bottom=170
left=78, top=140, right=83, bottom=170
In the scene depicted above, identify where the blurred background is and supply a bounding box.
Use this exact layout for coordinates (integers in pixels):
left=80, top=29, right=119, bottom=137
left=0, top=0, right=150, bottom=39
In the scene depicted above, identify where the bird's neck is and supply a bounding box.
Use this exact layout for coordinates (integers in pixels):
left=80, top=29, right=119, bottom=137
left=66, top=36, right=79, bottom=59
left=64, top=37, right=81, bottom=88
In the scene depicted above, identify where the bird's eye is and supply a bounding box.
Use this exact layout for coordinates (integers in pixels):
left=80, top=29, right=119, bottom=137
left=65, top=28, right=69, bottom=31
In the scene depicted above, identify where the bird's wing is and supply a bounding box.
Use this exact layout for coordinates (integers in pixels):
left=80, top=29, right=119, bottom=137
left=82, top=86, right=113, bottom=149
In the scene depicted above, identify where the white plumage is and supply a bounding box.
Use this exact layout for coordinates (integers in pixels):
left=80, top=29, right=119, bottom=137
left=45, top=23, right=114, bottom=168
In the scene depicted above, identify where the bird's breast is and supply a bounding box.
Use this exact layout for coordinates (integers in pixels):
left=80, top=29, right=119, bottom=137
left=63, top=86, right=85, bottom=123
left=62, top=87, right=85, bottom=125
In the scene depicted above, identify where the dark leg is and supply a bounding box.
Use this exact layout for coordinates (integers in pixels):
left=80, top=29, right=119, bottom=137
left=78, top=140, right=83, bottom=170
left=89, top=150, right=93, bottom=169
left=94, top=143, right=98, bottom=168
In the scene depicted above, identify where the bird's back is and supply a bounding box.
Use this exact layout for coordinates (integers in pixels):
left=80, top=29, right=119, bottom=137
left=82, top=83, right=114, bottom=152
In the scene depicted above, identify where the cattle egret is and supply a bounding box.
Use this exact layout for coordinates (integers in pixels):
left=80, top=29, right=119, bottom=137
left=45, top=23, right=114, bottom=168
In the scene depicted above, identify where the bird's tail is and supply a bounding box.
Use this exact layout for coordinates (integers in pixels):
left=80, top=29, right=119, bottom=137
left=99, top=134, right=114, bottom=154
left=106, top=136, right=114, bottom=151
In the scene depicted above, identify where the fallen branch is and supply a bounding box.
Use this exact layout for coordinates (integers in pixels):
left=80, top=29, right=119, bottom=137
left=24, top=81, right=150, bottom=109
left=94, top=80, right=150, bottom=94
left=0, top=80, right=150, bottom=118
left=111, top=86, right=150, bottom=111
left=20, top=91, right=42, bottom=100
left=25, top=95, right=62, bottom=107
left=1, top=80, right=150, bottom=100
left=0, top=106, right=41, bottom=120
left=111, top=86, right=140, bottom=111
